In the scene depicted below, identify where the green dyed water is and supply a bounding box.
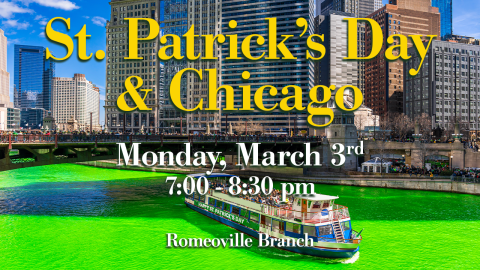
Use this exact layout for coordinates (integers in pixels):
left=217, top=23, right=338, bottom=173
left=0, top=164, right=479, bottom=269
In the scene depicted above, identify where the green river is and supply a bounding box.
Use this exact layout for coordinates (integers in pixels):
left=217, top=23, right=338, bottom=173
left=0, top=164, right=479, bottom=269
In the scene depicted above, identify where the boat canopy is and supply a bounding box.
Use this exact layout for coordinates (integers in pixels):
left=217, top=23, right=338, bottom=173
left=293, top=194, right=339, bottom=201
left=188, top=173, right=237, bottom=179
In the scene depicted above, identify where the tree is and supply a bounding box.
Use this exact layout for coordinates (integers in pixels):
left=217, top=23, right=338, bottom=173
left=354, top=113, right=367, bottom=135
left=377, top=113, right=393, bottom=141
left=390, top=113, right=414, bottom=141
left=416, top=113, right=432, bottom=142
left=444, top=115, right=469, bottom=141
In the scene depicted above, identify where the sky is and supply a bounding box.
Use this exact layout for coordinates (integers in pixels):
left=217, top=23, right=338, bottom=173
left=1, top=0, right=110, bottom=123
left=1, top=0, right=480, bottom=124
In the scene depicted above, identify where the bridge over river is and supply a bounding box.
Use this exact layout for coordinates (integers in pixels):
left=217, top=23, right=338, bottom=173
left=1, top=134, right=479, bottom=172
left=0, top=135, right=321, bottom=172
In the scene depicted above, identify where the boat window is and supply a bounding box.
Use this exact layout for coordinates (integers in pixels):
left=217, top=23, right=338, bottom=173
left=250, top=212, right=259, bottom=223
left=272, top=220, right=280, bottom=231
left=318, top=225, right=333, bottom=236
left=286, top=222, right=301, bottom=234
left=303, top=226, right=317, bottom=237
left=322, top=200, right=330, bottom=208
left=240, top=209, right=249, bottom=219
left=215, top=200, right=222, bottom=208
left=199, top=195, right=205, bottom=203
left=313, top=201, right=321, bottom=208
left=297, top=199, right=301, bottom=206
left=308, top=201, right=312, bottom=208
left=223, top=203, right=231, bottom=212
left=264, top=216, right=272, bottom=229
left=232, top=206, right=240, bottom=216
left=260, top=215, right=266, bottom=225
left=208, top=198, right=215, bottom=206
left=342, top=221, right=350, bottom=231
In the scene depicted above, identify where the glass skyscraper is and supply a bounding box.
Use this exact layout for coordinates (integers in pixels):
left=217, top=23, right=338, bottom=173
left=14, top=45, right=55, bottom=111
left=159, top=0, right=188, bottom=133
left=432, top=0, right=452, bottom=40
left=221, top=0, right=315, bottom=135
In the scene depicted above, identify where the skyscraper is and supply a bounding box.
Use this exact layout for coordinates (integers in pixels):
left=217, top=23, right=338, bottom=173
left=105, top=0, right=159, bottom=133
left=315, top=11, right=358, bottom=88
left=53, top=74, right=100, bottom=131
left=320, top=0, right=375, bottom=95
left=0, top=29, right=9, bottom=107
left=431, top=0, right=452, bottom=40
left=221, top=0, right=315, bottom=135
left=316, top=0, right=325, bottom=16
left=0, top=28, right=11, bottom=130
left=159, top=0, right=188, bottom=134
left=364, top=0, right=440, bottom=116
left=320, top=0, right=374, bottom=18
left=13, top=45, right=54, bottom=111
left=404, top=41, right=480, bottom=134
left=186, top=0, right=222, bottom=134
left=374, top=0, right=382, bottom=11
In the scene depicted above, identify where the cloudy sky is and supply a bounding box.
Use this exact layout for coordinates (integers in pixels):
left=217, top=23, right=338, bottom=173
left=1, top=0, right=479, bottom=123
left=1, top=0, right=110, bottom=122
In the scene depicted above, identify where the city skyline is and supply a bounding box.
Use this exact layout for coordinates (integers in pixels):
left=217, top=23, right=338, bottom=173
left=0, top=0, right=478, bottom=130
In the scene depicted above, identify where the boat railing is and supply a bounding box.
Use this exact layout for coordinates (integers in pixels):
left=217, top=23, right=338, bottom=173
left=260, top=204, right=350, bottom=224
left=318, top=230, right=362, bottom=244
left=206, top=187, right=350, bottom=224
left=328, top=204, right=350, bottom=221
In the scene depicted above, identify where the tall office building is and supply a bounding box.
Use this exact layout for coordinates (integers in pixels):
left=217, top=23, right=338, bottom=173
left=316, top=0, right=324, bottom=16
left=7, top=108, right=20, bottom=130
left=320, top=0, right=375, bottom=95
left=0, top=29, right=11, bottom=130
left=159, top=0, right=188, bottom=134
left=53, top=74, right=100, bottom=131
left=364, top=0, right=440, bottom=116
left=105, top=0, right=159, bottom=133
left=186, top=0, right=222, bottom=134
left=320, top=0, right=374, bottom=18
left=13, top=45, right=55, bottom=111
left=20, top=107, right=46, bottom=129
left=404, top=41, right=480, bottom=134
left=221, top=0, right=315, bottom=135
left=0, top=29, right=10, bottom=107
left=374, top=0, right=382, bottom=11
left=315, top=11, right=358, bottom=88
left=431, top=0, right=452, bottom=40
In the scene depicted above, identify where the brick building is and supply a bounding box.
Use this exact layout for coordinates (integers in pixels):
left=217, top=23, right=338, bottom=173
left=364, top=0, right=440, bottom=116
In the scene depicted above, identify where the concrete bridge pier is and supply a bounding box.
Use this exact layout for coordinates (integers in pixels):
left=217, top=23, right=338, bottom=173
left=0, top=146, right=10, bottom=165
left=451, top=147, right=465, bottom=169
left=404, top=150, right=411, bottom=166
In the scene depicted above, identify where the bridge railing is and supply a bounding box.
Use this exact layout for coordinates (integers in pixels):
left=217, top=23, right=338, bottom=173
left=0, top=134, right=323, bottom=144
left=1, top=135, right=56, bottom=143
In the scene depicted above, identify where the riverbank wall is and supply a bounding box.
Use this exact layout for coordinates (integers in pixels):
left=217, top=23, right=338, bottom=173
left=77, top=160, right=480, bottom=195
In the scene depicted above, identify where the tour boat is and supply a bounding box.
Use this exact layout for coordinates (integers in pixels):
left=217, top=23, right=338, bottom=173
left=184, top=173, right=362, bottom=258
